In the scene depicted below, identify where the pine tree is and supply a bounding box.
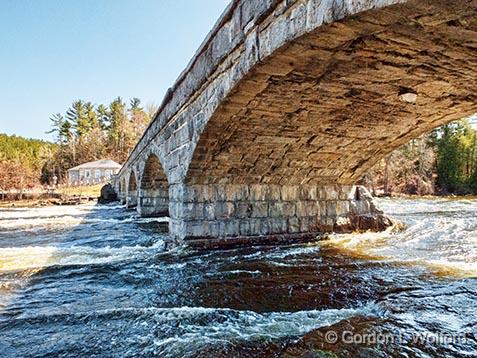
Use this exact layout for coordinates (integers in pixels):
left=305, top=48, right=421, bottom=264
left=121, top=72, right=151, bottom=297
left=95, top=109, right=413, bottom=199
left=129, top=98, right=151, bottom=142
left=47, top=113, right=72, bottom=144
left=130, top=97, right=142, bottom=110
left=96, top=104, right=110, bottom=130
left=85, top=101, right=100, bottom=131
left=108, top=97, right=128, bottom=161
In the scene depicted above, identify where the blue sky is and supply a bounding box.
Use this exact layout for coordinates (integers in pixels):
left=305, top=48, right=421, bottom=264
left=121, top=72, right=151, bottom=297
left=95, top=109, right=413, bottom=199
left=1, top=1, right=475, bottom=141
left=0, top=0, right=229, bottom=140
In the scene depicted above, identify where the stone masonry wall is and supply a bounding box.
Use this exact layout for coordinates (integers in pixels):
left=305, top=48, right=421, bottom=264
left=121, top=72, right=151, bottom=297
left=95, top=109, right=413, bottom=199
left=169, top=184, right=391, bottom=245
left=138, top=188, right=169, bottom=217
left=126, top=193, right=137, bottom=208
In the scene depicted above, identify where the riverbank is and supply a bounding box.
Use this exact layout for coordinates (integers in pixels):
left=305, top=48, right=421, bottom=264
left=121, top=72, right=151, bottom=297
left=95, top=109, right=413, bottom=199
left=0, top=184, right=104, bottom=208
left=3, top=187, right=476, bottom=208
left=374, top=191, right=477, bottom=201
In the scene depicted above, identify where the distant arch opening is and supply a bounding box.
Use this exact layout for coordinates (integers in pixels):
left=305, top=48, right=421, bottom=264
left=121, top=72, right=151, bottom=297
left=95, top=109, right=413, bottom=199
left=127, top=171, right=138, bottom=208
left=118, top=178, right=123, bottom=193
left=119, top=177, right=127, bottom=203
left=362, top=115, right=477, bottom=197
left=139, top=153, right=169, bottom=217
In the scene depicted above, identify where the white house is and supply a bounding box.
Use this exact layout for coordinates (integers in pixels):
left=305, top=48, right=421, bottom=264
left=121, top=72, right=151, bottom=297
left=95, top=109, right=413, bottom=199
left=67, top=159, right=121, bottom=186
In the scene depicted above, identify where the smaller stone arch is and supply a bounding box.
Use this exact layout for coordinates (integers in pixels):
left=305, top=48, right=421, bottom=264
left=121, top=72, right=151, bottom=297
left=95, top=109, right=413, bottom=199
left=138, top=153, right=169, bottom=217
left=126, top=170, right=138, bottom=208
left=119, top=177, right=127, bottom=204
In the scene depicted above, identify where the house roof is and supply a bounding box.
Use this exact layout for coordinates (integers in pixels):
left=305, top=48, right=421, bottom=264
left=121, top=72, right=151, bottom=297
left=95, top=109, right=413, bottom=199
left=68, top=159, right=122, bottom=171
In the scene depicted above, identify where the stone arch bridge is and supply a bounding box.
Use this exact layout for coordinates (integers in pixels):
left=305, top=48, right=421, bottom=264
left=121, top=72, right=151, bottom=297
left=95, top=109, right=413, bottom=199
left=115, top=0, right=477, bottom=247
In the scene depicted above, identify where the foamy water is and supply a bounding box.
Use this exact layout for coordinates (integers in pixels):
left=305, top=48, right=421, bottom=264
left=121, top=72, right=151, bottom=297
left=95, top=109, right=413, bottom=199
left=0, top=199, right=476, bottom=357
left=325, top=198, right=477, bottom=277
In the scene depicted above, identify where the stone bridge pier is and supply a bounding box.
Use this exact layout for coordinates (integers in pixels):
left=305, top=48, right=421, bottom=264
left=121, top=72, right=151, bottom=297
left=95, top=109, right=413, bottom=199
left=115, top=0, right=477, bottom=247
left=169, top=183, right=389, bottom=246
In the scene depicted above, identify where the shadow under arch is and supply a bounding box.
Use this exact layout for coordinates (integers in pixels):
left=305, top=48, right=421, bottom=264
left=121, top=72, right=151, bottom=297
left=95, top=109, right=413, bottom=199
left=118, top=178, right=126, bottom=204
left=138, top=153, right=169, bottom=217
left=127, top=171, right=138, bottom=208
left=185, top=0, right=477, bottom=186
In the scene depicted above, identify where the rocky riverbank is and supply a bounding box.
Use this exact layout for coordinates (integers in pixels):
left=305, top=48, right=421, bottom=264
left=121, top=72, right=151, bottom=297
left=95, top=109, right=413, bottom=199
left=0, top=196, right=98, bottom=208
left=0, top=183, right=109, bottom=208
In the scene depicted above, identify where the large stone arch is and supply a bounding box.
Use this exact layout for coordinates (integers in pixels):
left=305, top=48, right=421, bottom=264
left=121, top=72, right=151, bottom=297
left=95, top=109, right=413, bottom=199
left=177, top=0, right=476, bottom=243
left=138, top=153, right=169, bottom=217
left=186, top=0, right=477, bottom=185
left=126, top=170, right=138, bottom=208
left=116, top=0, right=477, bottom=246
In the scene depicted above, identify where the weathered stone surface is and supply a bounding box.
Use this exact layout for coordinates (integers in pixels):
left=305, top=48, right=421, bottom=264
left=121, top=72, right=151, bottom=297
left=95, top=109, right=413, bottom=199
left=167, top=184, right=392, bottom=240
left=113, top=0, right=476, bottom=245
left=188, top=1, right=477, bottom=187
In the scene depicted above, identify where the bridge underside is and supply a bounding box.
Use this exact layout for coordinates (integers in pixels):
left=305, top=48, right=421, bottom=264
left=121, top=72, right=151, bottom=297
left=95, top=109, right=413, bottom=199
left=118, top=0, right=477, bottom=247
left=187, top=0, right=477, bottom=185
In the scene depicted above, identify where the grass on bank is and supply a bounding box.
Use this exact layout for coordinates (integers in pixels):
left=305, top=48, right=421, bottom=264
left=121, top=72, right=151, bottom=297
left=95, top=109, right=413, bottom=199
left=57, top=183, right=104, bottom=198
left=0, top=183, right=106, bottom=207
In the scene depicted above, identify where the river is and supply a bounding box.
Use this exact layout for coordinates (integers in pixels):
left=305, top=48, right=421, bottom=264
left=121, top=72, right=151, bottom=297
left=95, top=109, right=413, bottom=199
left=0, top=198, right=475, bottom=357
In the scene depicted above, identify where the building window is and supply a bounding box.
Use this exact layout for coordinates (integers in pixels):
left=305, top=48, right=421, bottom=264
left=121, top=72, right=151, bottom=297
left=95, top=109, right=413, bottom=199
left=95, top=169, right=101, bottom=179
left=105, top=169, right=112, bottom=178
left=85, top=170, right=91, bottom=178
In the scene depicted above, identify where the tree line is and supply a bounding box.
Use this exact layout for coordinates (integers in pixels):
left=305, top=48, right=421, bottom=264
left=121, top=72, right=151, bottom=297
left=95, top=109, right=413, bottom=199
left=0, top=97, right=155, bottom=189
left=364, top=118, right=477, bottom=196
left=43, top=97, right=156, bottom=184
left=0, top=134, right=57, bottom=190
left=1, top=106, right=476, bottom=195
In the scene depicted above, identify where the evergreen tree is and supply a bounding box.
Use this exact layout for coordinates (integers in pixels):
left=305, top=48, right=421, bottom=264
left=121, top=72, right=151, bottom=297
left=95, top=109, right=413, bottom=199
left=436, top=127, right=462, bottom=192
left=433, top=120, right=476, bottom=194
left=96, top=104, right=110, bottom=130
left=66, top=100, right=89, bottom=137
left=47, top=113, right=72, bottom=144
left=130, top=97, right=142, bottom=110
left=85, top=101, right=100, bottom=132
left=108, top=97, right=128, bottom=160
left=129, top=98, right=151, bottom=142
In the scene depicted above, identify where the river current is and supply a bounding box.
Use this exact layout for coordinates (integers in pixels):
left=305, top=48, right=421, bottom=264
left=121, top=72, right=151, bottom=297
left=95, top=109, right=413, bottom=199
left=0, top=198, right=475, bottom=357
